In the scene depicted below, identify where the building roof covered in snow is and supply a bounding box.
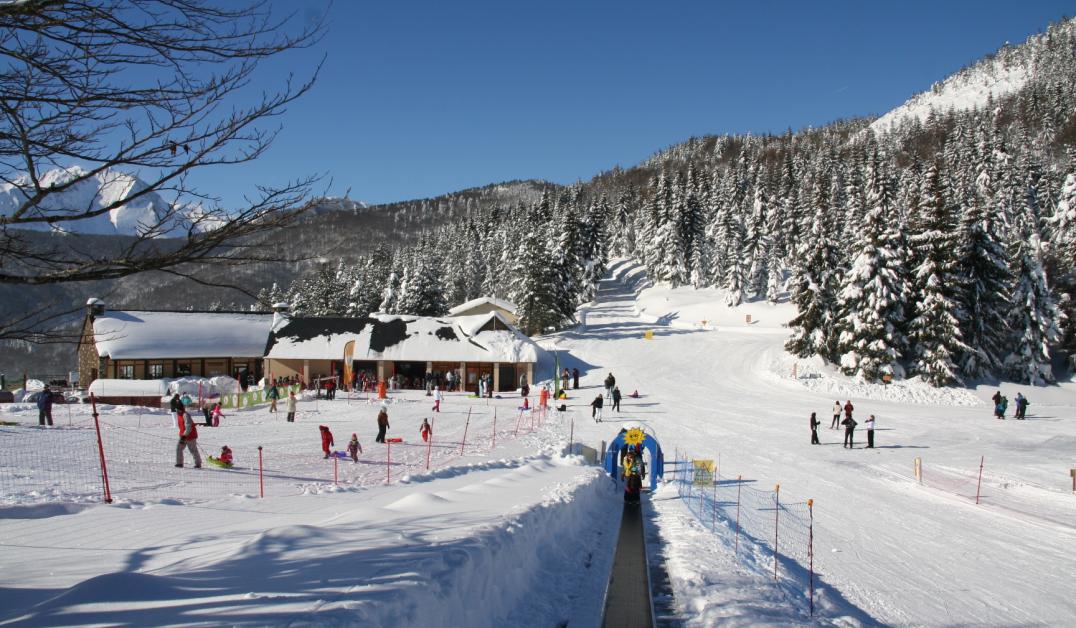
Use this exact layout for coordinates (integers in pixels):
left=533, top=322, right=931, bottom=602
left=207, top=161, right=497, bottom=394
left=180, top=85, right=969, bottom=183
left=265, top=311, right=539, bottom=363
left=90, top=311, right=274, bottom=360
left=447, top=296, right=518, bottom=317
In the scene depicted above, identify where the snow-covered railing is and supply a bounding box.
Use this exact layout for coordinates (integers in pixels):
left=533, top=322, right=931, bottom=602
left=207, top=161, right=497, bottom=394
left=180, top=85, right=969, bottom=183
left=671, top=447, right=817, bottom=616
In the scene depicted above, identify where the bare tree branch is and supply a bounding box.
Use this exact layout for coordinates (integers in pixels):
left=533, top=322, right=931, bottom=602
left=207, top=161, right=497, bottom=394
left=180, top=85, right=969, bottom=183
left=0, top=0, right=329, bottom=340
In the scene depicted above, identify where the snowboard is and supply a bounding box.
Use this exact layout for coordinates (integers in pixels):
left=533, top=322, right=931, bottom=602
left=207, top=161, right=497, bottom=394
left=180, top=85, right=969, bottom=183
left=206, top=455, right=233, bottom=469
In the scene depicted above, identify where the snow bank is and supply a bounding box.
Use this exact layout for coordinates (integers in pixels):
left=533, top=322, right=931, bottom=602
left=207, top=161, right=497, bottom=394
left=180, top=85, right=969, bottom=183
left=89, top=379, right=170, bottom=398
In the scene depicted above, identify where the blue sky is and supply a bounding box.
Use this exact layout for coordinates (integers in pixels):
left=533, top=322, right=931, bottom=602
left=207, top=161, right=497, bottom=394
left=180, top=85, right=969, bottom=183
left=198, top=1, right=1072, bottom=208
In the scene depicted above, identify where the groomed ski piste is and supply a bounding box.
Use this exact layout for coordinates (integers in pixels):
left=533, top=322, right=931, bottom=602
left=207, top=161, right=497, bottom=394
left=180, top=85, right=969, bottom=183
left=3, top=259, right=1075, bottom=626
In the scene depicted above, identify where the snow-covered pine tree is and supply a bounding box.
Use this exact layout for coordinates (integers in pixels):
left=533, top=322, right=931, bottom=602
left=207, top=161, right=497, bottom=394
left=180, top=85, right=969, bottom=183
left=553, top=201, right=583, bottom=321
left=956, top=168, right=1013, bottom=379
left=785, top=198, right=842, bottom=360
left=745, top=173, right=770, bottom=299
left=907, top=163, right=969, bottom=386
left=1004, top=206, right=1062, bottom=384
left=396, top=239, right=448, bottom=317
left=836, top=151, right=908, bottom=382
left=511, top=224, right=562, bottom=335
left=723, top=215, right=746, bottom=307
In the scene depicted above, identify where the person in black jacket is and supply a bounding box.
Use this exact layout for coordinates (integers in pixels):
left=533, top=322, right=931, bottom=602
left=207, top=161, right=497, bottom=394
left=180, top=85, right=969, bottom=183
left=572, top=367, right=579, bottom=389
left=810, top=412, right=820, bottom=444
left=611, top=386, right=622, bottom=412
left=590, top=394, right=604, bottom=421
left=842, top=415, right=857, bottom=448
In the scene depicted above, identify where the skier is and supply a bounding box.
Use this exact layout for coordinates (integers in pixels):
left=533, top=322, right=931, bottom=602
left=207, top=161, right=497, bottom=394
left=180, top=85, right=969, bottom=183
left=611, top=386, right=621, bottom=412
left=591, top=394, right=604, bottom=421
left=432, top=386, right=443, bottom=412
left=267, top=384, right=279, bottom=413
left=377, top=379, right=387, bottom=400
left=201, top=398, right=214, bottom=426
left=841, top=414, right=857, bottom=449
left=319, top=425, right=334, bottom=459
left=211, top=402, right=224, bottom=427
left=36, top=386, right=54, bottom=426
left=326, top=378, right=336, bottom=400
left=347, top=434, right=363, bottom=462
left=376, top=406, right=390, bottom=443
left=572, top=367, right=579, bottom=390
left=810, top=412, right=820, bottom=445
left=843, top=400, right=854, bottom=422
left=561, top=368, right=571, bottom=393
left=539, top=385, right=549, bottom=409
left=831, top=400, right=841, bottom=429
left=175, top=411, right=202, bottom=468
left=991, top=390, right=1002, bottom=409
left=864, top=414, right=876, bottom=448
left=285, top=390, right=297, bottom=422
left=604, top=373, right=616, bottom=400
left=420, top=418, right=432, bottom=442
left=1015, top=393, right=1029, bottom=420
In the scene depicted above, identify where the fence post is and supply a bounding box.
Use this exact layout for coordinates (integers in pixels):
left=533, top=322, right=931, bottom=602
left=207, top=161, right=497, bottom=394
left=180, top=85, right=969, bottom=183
left=914, top=457, right=922, bottom=483
left=569, top=413, right=575, bottom=456
left=514, top=410, right=523, bottom=436
left=425, top=417, right=434, bottom=471
left=333, top=456, right=338, bottom=486
left=975, top=456, right=984, bottom=505
left=90, top=393, right=112, bottom=504
left=808, top=498, right=814, bottom=616
left=711, top=475, right=716, bottom=531
left=460, top=408, right=471, bottom=456
left=386, top=438, right=391, bottom=483
left=258, top=446, right=264, bottom=498
left=492, top=408, right=497, bottom=449
left=735, top=475, right=742, bottom=557
left=773, top=483, right=780, bottom=581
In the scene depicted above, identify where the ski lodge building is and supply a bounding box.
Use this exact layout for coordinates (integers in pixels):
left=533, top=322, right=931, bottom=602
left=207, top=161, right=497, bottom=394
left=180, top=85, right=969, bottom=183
left=77, top=298, right=539, bottom=398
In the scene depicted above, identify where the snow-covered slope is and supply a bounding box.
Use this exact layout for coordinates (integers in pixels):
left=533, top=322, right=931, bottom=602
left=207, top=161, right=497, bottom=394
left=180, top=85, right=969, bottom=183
left=870, top=18, right=1075, bottom=134
left=4, top=260, right=1075, bottom=626
left=0, top=166, right=201, bottom=237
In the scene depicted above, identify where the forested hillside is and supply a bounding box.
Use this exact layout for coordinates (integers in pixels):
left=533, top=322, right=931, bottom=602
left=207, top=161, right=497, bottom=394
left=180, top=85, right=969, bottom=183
left=275, top=18, right=1076, bottom=386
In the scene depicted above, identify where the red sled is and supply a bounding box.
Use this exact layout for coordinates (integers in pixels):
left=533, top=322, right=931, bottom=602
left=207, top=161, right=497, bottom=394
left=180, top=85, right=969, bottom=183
left=386, top=437, right=403, bottom=443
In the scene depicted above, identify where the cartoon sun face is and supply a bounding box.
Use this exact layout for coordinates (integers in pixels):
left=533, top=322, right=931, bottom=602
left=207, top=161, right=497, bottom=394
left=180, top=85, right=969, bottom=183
left=624, top=428, right=645, bottom=447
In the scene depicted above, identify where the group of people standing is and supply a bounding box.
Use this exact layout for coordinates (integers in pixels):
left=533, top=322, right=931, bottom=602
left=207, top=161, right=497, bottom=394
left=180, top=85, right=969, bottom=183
left=590, top=373, right=622, bottom=421
left=809, top=400, right=876, bottom=449
left=992, top=390, right=1029, bottom=420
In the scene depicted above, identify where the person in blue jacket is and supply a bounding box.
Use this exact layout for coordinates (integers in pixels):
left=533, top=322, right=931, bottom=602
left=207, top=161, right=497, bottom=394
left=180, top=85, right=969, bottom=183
left=37, top=386, right=54, bottom=426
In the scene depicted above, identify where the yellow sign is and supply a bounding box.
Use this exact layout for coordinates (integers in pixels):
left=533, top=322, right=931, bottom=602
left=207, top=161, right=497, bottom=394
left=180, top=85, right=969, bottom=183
left=644, top=330, right=653, bottom=340
left=692, top=459, right=714, bottom=486
left=624, top=428, right=645, bottom=447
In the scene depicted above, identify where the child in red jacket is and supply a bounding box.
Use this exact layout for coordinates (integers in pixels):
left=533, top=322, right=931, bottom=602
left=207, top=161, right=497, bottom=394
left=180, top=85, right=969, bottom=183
left=319, top=425, right=334, bottom=459
left=219, top=446, right=233, bottom=466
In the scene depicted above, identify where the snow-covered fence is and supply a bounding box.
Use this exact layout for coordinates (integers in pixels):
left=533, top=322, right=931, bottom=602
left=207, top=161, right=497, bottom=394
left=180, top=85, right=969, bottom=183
left=671, top=448, right=816, bottom=614
left=1, top=402, right=560, bottom=506
left=897, top=456, right=1076, bottom=529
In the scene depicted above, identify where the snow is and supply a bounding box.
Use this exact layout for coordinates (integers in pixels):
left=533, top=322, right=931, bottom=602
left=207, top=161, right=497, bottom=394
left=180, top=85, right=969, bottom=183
left=267, top=312, right=540, bottom=364
left=3, top=258, right=1075, bottom=626
left=0, top=166, right=209, bottom=238
left=447, top=296, right=518, bottom=316
left=92, top=311, right=274, bottom=360
left=88, top=378, right=170, bottom=397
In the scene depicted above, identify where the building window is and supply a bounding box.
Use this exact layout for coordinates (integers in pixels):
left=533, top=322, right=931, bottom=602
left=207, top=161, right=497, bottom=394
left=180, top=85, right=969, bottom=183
left=148, top=363, right=163, bottom=379
left=176, top=363, right=192, bottom=376
left=118, top=364, right=134, bottom=379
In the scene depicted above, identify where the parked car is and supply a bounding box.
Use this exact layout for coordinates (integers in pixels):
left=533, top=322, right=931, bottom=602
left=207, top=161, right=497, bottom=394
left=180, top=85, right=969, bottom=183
left=22, top=391, right=66, bottom=404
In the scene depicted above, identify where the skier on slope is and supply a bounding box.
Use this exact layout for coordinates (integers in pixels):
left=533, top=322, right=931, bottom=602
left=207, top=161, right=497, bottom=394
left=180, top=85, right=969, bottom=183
left=810, top=412, right=820, bottom=445
left=175, top=411, right=201, bottom=468
left=843, top=400, right=854, bottom=421
left=831, top=400, right=842, bottom=429
left=286, top=390, right=297, bottom=422
left=611, top=386, right=622, bottom=412
left=420, top=418, right=432, bottom=442
left=604, top=373, right=616, bottom=400
left=376, top=407, right=390, bottom=443
left=432, top=386, right=443, bottom=412
left=841, top=414, right=857, bottom=449
left=864, top=414, right=876, bottom=448
left=319, top=425, right=335, bottom=459
left=591, top=393, right=604, bottom=421
left=347, top=434, right=363, bottom=462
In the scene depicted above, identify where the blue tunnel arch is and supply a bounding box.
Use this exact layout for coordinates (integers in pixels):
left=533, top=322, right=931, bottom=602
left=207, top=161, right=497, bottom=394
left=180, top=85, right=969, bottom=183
left=604, top=429, right=664, bottom=490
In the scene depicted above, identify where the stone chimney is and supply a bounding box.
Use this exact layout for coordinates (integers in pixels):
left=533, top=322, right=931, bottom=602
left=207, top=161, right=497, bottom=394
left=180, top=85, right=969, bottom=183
left=272, top=302, right=291, bottom=330
left=86, top=298, right=105, bottom=318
